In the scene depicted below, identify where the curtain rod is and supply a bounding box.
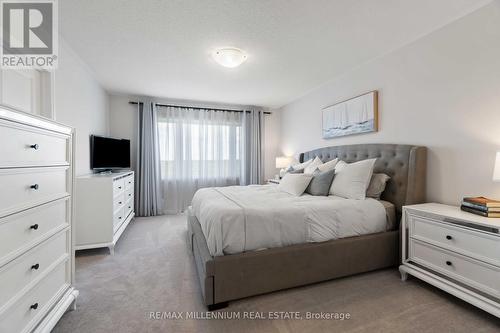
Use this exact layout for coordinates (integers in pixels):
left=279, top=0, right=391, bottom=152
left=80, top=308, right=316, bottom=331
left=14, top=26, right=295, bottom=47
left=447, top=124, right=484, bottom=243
left=129, top=101, right=271, bottom=115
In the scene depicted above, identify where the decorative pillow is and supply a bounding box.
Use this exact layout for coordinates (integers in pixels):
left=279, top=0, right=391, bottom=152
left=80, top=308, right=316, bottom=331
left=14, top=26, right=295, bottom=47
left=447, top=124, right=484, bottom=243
left=306, top=169, right=336, bottom=196
left=278, top=174, right=313, bottom=196
left=317, top=158, right=338, bottom=173
left=329, top=158, right=377, bottom=199
left=291, top=159, right=312, bottom=171
left=288, top=168, right=304, bottom=174
left=366, top=173, right=391, bottom=199
left=333, top=160, right=348, bottom=173
left=304, top=157, right=323, bottom=175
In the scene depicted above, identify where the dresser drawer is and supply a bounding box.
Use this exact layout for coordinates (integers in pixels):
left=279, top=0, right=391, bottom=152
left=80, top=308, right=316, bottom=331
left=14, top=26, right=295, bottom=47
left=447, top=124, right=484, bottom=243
left=124, top=175, right=134, bottom=190
left=0, top=121, right=69, bottom=168
left=113, top=179, right=125, bottom=197
left=408, top=214, right=500, bottom=266
left=0, top=231, right=68, bottom=308
left=409, top=239, right=500, bottom=297
left=125, top=187, right=134, bottom=202
left=0, top=198, right=69, bottom=267
left=113, top=194, right=125, bottom=214
left=0, top=167, right=69, bottom=218
left=113, top=207, right=125, bottom=232
left=125, top=197, right=134, bottom=218
left=0, top=260, right=69, bottom=333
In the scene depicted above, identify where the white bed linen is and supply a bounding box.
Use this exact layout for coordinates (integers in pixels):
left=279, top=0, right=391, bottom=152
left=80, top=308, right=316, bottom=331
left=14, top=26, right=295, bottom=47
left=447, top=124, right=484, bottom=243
left=191, top=185, right=387, bottom=256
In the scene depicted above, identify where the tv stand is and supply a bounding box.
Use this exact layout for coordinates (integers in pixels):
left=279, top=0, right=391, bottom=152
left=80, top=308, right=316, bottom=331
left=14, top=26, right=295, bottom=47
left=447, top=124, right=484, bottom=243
left=75, top=171, right=135, bottom=254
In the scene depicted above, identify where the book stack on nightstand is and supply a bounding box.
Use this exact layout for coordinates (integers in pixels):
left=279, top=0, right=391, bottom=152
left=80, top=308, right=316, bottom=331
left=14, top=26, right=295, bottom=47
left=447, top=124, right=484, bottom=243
left=461, top=197, right=500, bottom=218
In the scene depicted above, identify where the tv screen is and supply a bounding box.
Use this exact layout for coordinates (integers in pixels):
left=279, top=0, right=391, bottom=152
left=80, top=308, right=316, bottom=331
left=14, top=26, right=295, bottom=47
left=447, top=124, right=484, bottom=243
left=90, top=135, right=130, bottom=170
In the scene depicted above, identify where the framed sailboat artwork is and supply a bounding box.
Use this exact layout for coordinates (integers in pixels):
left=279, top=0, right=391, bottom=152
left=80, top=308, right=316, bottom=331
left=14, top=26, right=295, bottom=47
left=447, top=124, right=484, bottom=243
left=322, top=91, right=378, bottom=139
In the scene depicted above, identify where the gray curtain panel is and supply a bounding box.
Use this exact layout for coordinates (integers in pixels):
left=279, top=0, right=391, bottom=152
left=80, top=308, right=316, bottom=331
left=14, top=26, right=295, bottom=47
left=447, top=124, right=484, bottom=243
left=241, top=110, right=265, bottom=185
left=136, top=101, right=163, bottom=216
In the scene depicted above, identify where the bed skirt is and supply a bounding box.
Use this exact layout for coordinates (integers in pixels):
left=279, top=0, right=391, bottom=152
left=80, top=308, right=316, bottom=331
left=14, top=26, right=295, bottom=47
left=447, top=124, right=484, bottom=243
left=187, top=208, right=399, bottom=308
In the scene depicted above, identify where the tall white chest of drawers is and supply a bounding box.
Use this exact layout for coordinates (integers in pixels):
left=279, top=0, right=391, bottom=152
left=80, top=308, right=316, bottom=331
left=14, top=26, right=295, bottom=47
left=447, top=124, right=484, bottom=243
left=0, top=107, right=78, bottom=332
left=400, top=203, right=500, bottom=318
left=75, top=171, right=135, bottom=254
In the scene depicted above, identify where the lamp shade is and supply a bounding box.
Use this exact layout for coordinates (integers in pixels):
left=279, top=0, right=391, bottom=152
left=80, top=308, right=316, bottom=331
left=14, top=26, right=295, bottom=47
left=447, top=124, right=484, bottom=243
left=494, top=152, right=500, bottom=182
left=276, top=156, right=294, bottom=169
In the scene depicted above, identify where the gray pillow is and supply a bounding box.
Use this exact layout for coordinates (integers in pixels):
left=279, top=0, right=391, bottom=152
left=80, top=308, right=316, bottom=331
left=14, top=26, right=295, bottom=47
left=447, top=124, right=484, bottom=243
left=288, top=168, right=304, bottom=174
left=366, top=173, right=391, bottom=199
left=305, top=169, right=336, bottom=196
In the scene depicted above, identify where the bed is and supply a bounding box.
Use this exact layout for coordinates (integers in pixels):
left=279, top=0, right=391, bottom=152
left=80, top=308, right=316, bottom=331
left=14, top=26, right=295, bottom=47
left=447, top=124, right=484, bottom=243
left=187, top=144, right=427, bottom=310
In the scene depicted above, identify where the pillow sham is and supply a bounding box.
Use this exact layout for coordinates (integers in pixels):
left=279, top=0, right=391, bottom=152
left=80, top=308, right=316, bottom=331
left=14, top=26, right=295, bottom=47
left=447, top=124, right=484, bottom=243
left=366, top=173, right=391, bottom=199
left=278, top=173, right=313, bottom=196
left=329, top=158, right=377, bottom=200
left=317, top=158, right=338, bottom=173
left=291, top=159, right=312, bottom=171
left=333, top=160, right=348, bottom=173
left=304, top=156, right=323, bottom=174
left=305, top=169, right=336, bottom=196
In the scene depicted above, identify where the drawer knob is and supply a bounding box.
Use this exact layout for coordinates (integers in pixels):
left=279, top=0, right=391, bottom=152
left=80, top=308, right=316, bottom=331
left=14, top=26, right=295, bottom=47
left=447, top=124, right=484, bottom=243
left=128, top=206, right=131, bottom=209
left=30, top=144, right=39, bottom=150
left=128, top=194, right=131, bottom=197
left=118, top=186, right=122, bottom=189
left=119, top=201, right=122, bottom=204
left=119, top=216, right=122, bottom=220
left=30, top=303, right=39, bottom=310
left=446, top=261, right=452, bottom=266
left=446, top=235, right=452, bottom=240
left=30, top=224, right=39, bottom=230
left=31, top=263, right=40, bottom=270
left=30, top=184, right=39, bottom=190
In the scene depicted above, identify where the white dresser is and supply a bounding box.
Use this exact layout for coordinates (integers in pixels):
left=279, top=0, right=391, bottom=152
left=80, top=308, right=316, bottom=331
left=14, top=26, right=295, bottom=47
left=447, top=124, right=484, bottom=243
left=75, top=171, right=135, bottom=254
left=0, top=107, right=78, bottom=333
left=400, top=203, right=500, bottom=318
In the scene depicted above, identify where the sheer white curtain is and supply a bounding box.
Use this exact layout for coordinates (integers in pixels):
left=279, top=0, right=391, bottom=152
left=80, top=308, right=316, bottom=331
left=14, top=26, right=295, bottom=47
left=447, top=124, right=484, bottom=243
left=157, top=106, right=244, bottom=214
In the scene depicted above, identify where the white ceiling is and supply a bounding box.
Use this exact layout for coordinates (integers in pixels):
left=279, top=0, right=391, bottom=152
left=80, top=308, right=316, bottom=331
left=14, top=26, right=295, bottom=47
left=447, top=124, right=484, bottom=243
left=60, top=0, right=491, bottom=108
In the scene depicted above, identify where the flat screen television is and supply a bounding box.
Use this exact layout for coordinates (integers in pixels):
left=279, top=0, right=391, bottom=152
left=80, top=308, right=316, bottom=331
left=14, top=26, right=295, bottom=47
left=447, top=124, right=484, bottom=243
left=90, top=135, right=130, bottom=170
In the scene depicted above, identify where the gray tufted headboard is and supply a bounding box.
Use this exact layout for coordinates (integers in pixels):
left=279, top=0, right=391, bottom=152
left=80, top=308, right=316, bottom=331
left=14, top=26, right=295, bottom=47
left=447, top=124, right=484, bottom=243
left=300, top=144, right=427, bottom=216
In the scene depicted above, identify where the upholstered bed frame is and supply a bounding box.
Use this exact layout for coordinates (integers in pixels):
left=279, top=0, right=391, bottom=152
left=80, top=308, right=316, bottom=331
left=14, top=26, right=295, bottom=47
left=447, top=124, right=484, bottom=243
left=187, top=144, right=427, bottom=310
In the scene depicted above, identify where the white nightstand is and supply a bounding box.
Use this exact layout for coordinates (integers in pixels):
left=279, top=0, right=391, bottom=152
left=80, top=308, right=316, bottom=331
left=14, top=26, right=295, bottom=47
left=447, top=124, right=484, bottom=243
left=400, top=203, right=500, bottom=318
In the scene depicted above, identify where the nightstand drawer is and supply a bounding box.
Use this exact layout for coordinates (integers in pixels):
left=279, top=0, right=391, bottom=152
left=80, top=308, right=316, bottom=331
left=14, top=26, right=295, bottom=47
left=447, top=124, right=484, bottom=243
left=409, top=239, right=500, bottom=297
left=409, top=214, right=500, bottom=266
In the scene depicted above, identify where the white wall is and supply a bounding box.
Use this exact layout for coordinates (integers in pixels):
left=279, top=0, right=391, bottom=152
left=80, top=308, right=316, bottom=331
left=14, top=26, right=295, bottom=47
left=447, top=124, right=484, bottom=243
left=279, top=2, right=500, bottom=205
left=108, top=94, right=280, bottom=180
left=55, top=40, right=109, bottom=176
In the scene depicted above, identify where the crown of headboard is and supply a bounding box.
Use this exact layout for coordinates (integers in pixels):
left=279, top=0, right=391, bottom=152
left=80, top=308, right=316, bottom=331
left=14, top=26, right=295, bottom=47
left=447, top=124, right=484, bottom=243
left=300, top=144, right=427, bottom=216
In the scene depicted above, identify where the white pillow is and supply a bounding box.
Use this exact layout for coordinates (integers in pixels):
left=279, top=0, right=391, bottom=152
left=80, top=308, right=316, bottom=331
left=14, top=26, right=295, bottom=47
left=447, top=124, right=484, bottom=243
left=291, top=159, right=312, bottom=171
left=304, top=157, right=323, bottom=175
left=278, top=173, right=313, bottom=196
left=329, top=158, right=377, bottom=199
left=334, top=160, right=348, bottom=173
left=317, top=158, right=339, bottom=173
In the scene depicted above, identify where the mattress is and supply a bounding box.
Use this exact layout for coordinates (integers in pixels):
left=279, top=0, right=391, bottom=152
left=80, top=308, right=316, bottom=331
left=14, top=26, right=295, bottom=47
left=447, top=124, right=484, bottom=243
left=191, top=185, right=395, bottom=256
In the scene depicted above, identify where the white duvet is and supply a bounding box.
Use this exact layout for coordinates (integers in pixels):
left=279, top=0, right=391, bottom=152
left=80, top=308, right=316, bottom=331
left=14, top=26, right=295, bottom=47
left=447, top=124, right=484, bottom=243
left=191, top=185, right=387, bottom=256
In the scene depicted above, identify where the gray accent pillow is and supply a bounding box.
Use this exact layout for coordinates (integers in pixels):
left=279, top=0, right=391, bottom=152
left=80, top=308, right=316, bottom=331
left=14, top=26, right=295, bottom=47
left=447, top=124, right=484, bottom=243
left=288, top=169, right=304, bottom=174
left=366, top=173, right=391, bottom=199
left=306, top=169, right=336, bottom=196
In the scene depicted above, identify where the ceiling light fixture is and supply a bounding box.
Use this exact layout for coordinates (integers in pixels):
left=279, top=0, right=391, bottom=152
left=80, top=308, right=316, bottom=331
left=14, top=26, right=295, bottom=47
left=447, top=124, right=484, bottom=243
left=212, top=47, right=248, bottom=68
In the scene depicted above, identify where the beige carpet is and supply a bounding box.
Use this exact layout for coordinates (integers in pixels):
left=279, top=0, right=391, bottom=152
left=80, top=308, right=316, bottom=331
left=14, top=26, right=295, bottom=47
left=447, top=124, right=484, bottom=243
left=54, top=215, right=500, bottom=333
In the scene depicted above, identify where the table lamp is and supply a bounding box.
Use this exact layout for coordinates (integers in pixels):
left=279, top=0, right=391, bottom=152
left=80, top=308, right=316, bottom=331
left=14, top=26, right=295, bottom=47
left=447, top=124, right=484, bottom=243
left=276, top=156, right=294, bottom=179
left=493, top=151, right=500, bottom=182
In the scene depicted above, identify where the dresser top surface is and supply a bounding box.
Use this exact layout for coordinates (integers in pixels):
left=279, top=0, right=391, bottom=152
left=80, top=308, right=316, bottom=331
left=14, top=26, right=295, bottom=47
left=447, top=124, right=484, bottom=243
left=77, top=170, right=134, bottom=180
left=404, top=203, right=500, bottom=229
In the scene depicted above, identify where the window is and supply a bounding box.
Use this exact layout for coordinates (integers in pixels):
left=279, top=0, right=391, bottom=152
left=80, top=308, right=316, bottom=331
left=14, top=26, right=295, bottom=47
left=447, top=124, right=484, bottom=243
left=157, top=113, right=243, bottom=181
